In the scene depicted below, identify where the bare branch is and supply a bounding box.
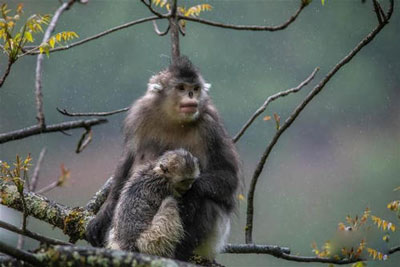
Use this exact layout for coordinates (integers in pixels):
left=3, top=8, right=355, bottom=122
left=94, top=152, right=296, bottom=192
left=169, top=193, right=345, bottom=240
left=233, top=67, right=319, bottom=143
left=35, top=1, right=76, bottom=128
left=389, top=246, right=400, bottom=255
left=0, top=118, right=107, bottom=144
left=75, top=128, right=92, bottom=153
left=22, top=16, right=163, bottom=56
left=0, top=58, right=14, bottom=88
left=170, top=0, right=180, bottom=62
left=140, top=0, right=167, bottom=18
left=0, top=220, right=71, bottom=246
left=85, top=176, right=113, bottom=214
left=57, top=106, right=129, bottom=117
left=223, top=243, right=359, bottom=264
left=223, top=243, right=290, bottom=254
left=245, top=0, right=394, bottom=243
left=177, top=0, right=307, bottom=32
left=153, top=20, right=170, bottom=36
left=372, top=0, right=383, bottom=24
left=0, top=241, right=41, bottom=266
left=30, top=148, right=47, bottom=192
left=36, top=181, right=61, bottom=195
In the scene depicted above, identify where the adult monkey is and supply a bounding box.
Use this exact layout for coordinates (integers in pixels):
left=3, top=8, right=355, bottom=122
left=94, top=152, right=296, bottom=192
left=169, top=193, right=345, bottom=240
left=86, top=56, right=240, bottom=260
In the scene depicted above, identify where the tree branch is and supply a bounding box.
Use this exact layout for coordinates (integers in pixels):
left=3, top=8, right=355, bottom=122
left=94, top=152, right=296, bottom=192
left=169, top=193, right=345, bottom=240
left=177, top=0, right=307, bottom=32
left=0, top=58, right=14, bottom=88
left=0, top=220, right=71, bottom=246
left=22, top=16, right=163, bottom=56
left=35, top=1, right=76, bottom=128
left=0, top=241, right=41, bottom=266
left=389, top=246, right=400, bottom=255
left=140, top=0, right=167, bottom=18
left=245, top=0, right=394, bottom=244
left=0, top=178, right=92, bottom=242
left=57, top=107, right=129, bottom=117
left=153, top=20, right=170, bottom=36
left=85, top=176, right=113, bottom=214
left=0, top=118, right=107, bottom=144
left=233, top=67, right=319, bottom=143
left=30, top=148, right=47, bottom=192
left=170, top=0, right=180, bottom=62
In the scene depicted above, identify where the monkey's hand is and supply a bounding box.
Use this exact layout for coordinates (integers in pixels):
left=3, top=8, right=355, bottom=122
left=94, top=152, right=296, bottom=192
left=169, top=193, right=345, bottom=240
left=85, top=204, right=113, bottom=247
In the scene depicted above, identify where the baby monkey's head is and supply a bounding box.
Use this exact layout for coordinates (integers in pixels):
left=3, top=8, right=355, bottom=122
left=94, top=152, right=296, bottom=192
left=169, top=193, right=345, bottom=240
left=154, top=149, right=200, bottom=196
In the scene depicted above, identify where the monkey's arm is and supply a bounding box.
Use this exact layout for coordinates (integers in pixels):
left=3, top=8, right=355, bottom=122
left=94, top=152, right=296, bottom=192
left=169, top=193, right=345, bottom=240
left=86, top=149, right=135, bottom=247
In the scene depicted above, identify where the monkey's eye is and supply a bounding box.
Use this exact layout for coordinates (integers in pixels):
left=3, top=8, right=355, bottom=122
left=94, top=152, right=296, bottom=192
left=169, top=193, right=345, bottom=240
left=193, top=86, right=200, bottom=92
left=177, top=85, right=185, bottom=91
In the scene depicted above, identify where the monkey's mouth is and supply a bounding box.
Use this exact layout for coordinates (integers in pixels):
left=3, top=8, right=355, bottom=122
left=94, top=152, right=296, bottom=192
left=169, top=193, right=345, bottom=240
left=180, top=103, right=198, bottom=114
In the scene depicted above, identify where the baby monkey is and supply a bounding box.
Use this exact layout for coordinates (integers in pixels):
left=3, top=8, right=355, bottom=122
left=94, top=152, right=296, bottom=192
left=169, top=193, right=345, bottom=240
left=107, top=149, right=200, bottom=258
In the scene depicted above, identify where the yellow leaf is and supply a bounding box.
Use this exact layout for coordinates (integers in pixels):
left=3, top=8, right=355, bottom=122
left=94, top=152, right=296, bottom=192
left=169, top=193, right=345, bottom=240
left=24, top=31, right=33, bottom=42
left=49, top=37, right=55, bottom=48
left=56, top=33, right=61, bottom=42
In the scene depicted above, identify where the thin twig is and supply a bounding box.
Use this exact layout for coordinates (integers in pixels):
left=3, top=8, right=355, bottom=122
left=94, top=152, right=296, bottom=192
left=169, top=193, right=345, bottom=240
left=0, top=220, right=71, bottom=246
left=0, top=241, right=41, bottom=266
left=245, top=0, right=394, bottom=244
left=140, top=0, right=167, bottom=18
left=153, top=20, right=170, bottom=36
left=85, top=176, right=114, bottom=214
left=0, top=118, right=107, bottom=144
left=22, top=16, right=162, bottom=56
left=36, top=181, right=61, bottom=194
left=75, top=128, right=92, bottom=153
left=389, top=246, right=400, bottom=255
left=233, top=68, right=319, bottom=143
left=57, top=107, right=129, bottom=117
left=177, top=0, right=307, bottom=32
left=30, top=148, right=47, bottom=192
left=0, top=58, right=14, bottom=88
left=35, top=1, right=75, bottom=128
left=372, top=0, right=383, bottom=24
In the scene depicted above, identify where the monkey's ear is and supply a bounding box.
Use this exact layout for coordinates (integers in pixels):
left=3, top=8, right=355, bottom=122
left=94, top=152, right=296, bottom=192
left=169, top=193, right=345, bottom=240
left=148, top=83, right=163, bottom=93
left=203, top=83, right=211, bottom=92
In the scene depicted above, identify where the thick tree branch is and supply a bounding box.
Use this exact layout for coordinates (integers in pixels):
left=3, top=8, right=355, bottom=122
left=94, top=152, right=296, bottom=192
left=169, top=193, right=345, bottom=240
left=85, top=176, right=113, bottom=214
left=0, top=118, right=107, bottom=144
left=57, top=107, right=129, bottom=117
left=177, top=0, right=307, bottom=32
left=245, top=0, right=394, bottom=243
left=170, top=0, right=180, bottom=62
left=22, top=16, right=163, bottom=56
left=0, top=241, right=41, bottom=266
left=389, top=246, right=400, bottom=255
left=0, top=178, right=92, bottom=242
left=0, top=220, right=71, bottom=246
left=233, top=67, right=319, bottom=143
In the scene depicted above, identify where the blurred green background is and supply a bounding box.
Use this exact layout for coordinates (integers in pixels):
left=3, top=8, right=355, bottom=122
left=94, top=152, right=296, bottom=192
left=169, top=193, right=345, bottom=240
left=1, top=0, right=399, bottom=266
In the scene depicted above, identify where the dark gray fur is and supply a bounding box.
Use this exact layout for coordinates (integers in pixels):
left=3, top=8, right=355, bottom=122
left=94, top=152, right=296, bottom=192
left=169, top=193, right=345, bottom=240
left=86, top=56, right=240, bottom=260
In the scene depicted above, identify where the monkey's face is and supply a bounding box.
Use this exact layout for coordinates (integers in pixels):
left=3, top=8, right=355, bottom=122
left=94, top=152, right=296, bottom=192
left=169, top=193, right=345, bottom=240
left=163, top=80, right=205, bottom=123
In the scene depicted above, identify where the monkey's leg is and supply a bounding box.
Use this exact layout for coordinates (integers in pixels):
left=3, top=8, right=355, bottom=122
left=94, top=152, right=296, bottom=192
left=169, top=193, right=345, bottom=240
left=136, top=196, right=184, bottom=258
